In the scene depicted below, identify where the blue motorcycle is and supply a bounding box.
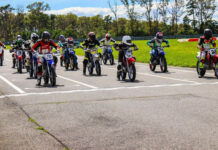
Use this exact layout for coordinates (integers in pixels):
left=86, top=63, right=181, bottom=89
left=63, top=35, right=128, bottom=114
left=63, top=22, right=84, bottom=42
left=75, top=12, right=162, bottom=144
left=64, top=46, right=78, bottom=70
left=149, top=46, right=168, bottom=72
left=28, top=51, right=38, bottom=78
left=101, top=45, right=114, bottom=65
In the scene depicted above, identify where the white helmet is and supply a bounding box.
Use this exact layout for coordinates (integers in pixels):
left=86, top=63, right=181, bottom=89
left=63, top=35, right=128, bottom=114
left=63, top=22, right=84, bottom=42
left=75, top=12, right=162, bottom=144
left=122, top=35, right=132, bottom=45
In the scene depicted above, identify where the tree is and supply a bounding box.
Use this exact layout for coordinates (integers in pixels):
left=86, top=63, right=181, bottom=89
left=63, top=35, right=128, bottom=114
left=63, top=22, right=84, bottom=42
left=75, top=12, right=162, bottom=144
left=103, top=15, right=112, bottom=33
left=196, top=0, right=216, bottom=33
left=26, top=2, right=50, bottom=32
left=108, top=0, right=119, bottom=36
left=169, top=0, right=185, bottom=34
left=186, top=0, right=198, bottom=31
left=136, top=0, right=153, bottom=35
left=120, top=0, right=139, bottom=35
left=0, top=4, right=14, bottom=40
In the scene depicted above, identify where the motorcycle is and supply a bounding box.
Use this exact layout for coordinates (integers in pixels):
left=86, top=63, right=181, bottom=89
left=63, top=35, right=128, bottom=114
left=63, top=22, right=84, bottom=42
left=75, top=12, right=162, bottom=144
left=37, top=52, right=59, bottom=86
left=101, top=45, right=114, bottom=65
left=83, top=47, right=101, bottom=76
left=117, top=47, right=138, bottom=82
left=196, top=48, right=218, bottom=78
left=27, top=51, right=38, bottom=78
left=64, top=46, right=78, bottom=71
left=149, top=46, right=168, bottom=72
left=14, top=49, right=25, bottom=73
left=0, top=46, right=4, bottom=66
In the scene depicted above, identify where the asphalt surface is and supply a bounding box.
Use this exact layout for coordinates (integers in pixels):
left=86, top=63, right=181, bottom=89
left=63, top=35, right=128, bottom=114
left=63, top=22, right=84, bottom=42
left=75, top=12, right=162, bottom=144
left=0, top=50, right=218, bottom=150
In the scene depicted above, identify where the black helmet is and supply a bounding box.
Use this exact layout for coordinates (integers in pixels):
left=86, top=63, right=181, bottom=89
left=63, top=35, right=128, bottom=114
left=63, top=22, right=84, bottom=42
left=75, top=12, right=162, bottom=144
left=67, top=37, right=74, bottom=44
left=88, top=32, right=96, bottom=40
left=41, top=31, right=50, bottom=42
left=31, top=33, right=39, bottom=43
left=204, top=29, right=212, bottom=40
left=156, top=32, right=163, bottom=39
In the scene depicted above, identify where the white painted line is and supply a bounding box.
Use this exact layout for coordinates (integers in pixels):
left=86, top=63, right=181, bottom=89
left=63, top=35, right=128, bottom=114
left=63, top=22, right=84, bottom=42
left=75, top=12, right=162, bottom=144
left=57, top=75, right=98, bottom=89
left=137, top=72, right=199, bottom=83
left=0, top=75, right=26, bottom=94
left=0, top=82, right=218, bottom=99
left=108, top=67, right=199, bottom=83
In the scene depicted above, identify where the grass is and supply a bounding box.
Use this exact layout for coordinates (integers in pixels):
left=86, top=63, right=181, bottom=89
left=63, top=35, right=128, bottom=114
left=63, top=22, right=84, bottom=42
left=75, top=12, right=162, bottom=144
left=73, top=39, right=217, bottom=68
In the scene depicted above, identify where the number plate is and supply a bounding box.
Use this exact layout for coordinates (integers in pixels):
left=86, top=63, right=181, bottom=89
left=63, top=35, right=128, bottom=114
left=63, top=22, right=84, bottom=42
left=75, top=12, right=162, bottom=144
left=45, top=54, right=53, bottom=60
left=125, top=50, right=132, bottom=58
left=16, top=50, right=22, bottom=56
left=42, top=49, right=49, bottom=54
left=209, top=49, right=216, bottom=56
left=69, top=48, right=74, bottom=53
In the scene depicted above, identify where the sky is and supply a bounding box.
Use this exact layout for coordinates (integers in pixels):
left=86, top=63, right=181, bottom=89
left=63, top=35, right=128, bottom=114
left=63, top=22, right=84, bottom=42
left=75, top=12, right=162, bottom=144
left=0, top=0, right=217, bottom=21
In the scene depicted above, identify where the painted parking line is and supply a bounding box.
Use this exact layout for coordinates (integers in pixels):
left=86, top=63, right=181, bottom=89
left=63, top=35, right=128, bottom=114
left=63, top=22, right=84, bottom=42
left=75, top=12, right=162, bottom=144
left=0, top=82, right=218, bottom=99
left=0, top=75, right=26, bottom=94
left=57, top=75, right=98, bottom=89
left=137, top=72, right=199, bottom=83
left=108, top=67, right=199, bottom=83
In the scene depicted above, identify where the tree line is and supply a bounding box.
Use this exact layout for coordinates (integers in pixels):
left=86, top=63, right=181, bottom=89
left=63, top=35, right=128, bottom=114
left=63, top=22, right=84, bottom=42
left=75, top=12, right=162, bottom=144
left=0, top=0, right=217, bottom=41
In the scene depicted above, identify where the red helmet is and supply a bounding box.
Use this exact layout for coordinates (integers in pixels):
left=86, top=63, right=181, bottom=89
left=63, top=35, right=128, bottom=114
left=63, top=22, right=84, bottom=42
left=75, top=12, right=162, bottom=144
left=156, top=32, right=163, bottom=39
left=105, top=33, right=111, bottom=40
left=88, top=32, right=96, bottom=40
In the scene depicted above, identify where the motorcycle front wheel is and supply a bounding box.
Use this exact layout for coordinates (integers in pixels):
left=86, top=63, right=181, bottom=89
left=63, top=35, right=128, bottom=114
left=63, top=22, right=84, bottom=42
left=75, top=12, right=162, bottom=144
left=214, top=63, right=218, bottom=79
left=128, top=64, right=136, bottom=82
left=88, top=62, right=93, bottom=75
left=50, top=67, right=56, bottom=86
left=196, top=60, right=206, bottom=78
left=109, top=54, right=114, bottom=65
left=95, top=60, right=101, bottom=76
left=160, top=56, right=167, bottom=72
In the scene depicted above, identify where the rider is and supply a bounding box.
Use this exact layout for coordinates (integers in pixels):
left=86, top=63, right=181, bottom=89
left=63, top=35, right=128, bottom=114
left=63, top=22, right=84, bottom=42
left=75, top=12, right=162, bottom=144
left=0, top=41, right=6, bottom=56
left=99, top=33, right=116, bottom=56
left=25, top=33, right=39, bottom=68
left=147, top=32, right=169, bottom=62
left=58, top=35, right=67, bottom=66
left=82, top=32, right=100, bottom=75
left=64, top=37, right=79, bottom=70
left=197, top=29, right=216, bottom=63
left=114, top=35, right=138, bottom=78
left=10, top=35, right=26, bottom=68
left=31, top=31, right=58, bottom=85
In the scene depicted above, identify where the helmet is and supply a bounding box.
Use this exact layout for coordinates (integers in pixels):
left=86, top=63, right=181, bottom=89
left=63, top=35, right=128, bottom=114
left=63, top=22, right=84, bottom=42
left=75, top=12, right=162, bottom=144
left=41, top=31, right=50, bottom=43
left=88, top=32, right=96, bottom=40
left=122, top=35, right=132, bottom=45
left=106, top=33, right=111, bottom=40
left=17, top=35, right=22, bottom=40
left=204, top=29, right=212, bottom=40
left=31, top=33, right=39, bottom=43
left=67, top=37, right=74, bottom=44
left=156, top=32, right=163, bottom=39
left=59, top=35, right=65, bottom=42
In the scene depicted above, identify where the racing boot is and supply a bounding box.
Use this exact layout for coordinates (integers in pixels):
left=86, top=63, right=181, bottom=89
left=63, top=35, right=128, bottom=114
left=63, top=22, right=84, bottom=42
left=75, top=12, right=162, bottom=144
left=83, top=59, right=88, bottom=75
left=117, top=63, right=122, bottom=80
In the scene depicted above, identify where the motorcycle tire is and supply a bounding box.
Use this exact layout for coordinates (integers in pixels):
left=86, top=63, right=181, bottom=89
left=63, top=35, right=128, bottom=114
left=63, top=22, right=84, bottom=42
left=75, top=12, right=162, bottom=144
left=214, top=63, right=218, bottom=79
left=88, top=63, right=93, bottom=75
left=109, top=54, right=114, bottom=65
left=95, top=60, right=101, bottom=76
left=196, top=60, right=206, bottom=78
left=50, top=68, right=56, bottom=86
left=149, top=60, right=156, bottom=72
left=160, top=56, right=167, bottom=72
left=128, top=64, right=136, bottom=82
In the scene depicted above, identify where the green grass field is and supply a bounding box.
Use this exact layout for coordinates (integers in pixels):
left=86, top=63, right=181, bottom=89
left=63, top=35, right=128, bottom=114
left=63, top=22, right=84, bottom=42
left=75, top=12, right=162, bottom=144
left=74, top=39, right=214, bottom=68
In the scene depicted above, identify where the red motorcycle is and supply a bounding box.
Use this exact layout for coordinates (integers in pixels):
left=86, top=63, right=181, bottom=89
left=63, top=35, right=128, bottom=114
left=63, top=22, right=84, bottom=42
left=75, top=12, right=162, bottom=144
left=197, top=48, right=218, bottom=78
left=116, top=47, right=138, bottom=82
